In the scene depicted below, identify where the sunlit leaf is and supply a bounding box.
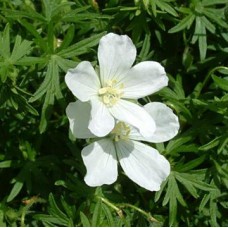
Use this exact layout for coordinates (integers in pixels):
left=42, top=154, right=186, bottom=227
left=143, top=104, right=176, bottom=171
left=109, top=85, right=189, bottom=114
left=169, top=14, right=195, bottom=33
left=7, top=181, right=23, bottom=202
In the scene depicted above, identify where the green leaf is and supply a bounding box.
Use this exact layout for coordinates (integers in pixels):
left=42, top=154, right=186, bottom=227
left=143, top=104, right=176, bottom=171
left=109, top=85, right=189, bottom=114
left=154, top=178, right=168, bottom=202
left=175, top=172, right=199, bottom=198
left=163, top=173, right=186, bottom=226
left=34, top=214, right=68, bottom=226
left=176, top=155, right=206, bottom=173
left=199, top=194, right=210, bottom=211
left=202, top=0, right=228, bottom=6
left=0, top=160, right=12, bottom=168
left=28, top=57, right=62, bottom=132
left=170, top=99, right=192, bottom=121
left=29, top=69, right=51, bottom=103
left=182, top=46, right=194, bottom=70
left=80, top=212, right=91, bottom=227
left=209, top=191, right=219, bottom=227
left=11, top=88, right=39, bottom=116
left=57, top=24, right=75, bottom=52
left=175, top=172, right=216, bottom=192
left=48, top=193, right=69, bottom=223
left=159, top=87, right=178, bottom=100
left=167, top=175, right=186, bottom=203
left=199, top=181, right=221, bottom=227
left=2, top=8, right=46, bottom=21
left=102, top=204, right=114, bottom=226
left=173, top=75, right=186, bottom=99
left=15, top=57, right=47, bottom=65
left=48, top=1, right=75, bottom=22
left=92, top=199, right=102, bottom=226
left=60, top=198, right=75, bottom=221
left=39, top=88, right=55, bottom=133
left=212, top=75, right=228, bottom=91
left=199, top=136, right=221, bottom=151
left=169, top=14, right=195, bottom=33
left=10, top=36, right=32, bottom=62
left=62, top=10, right=111, bottom=22
left=18, top=19, right=47, bottom=52
left=42, top=0, right=53, bottom=22
left=142, top=0, right=150, bottom=10
left=201, top=16, right=216, bottom=33
left=7, top=181, right=23, bottom=202
left=138, top=33, right=154, bottom=61
left=166, top=134, right=193, bottom=154
left=156, top=0, right=178, bottom=17
left=0, top=208, right=6, bottom=227
left=150, top=0, right=157, bottom=17
left=192, top=16, right=207, bottom=60
left=42, top=0, right=75, bottom=24
left=169, top=190, right=177, bottom=226
left=0, top=24, right=10, bottom=59
left=0, top=64, right=8, bottom=82
left=53, top=2, right=75, bottom=15
left=204, top=9, right=228, bottom=29
left=198, top=28, right=207, bottom=60
left=57, top=32, right=106, bottom=58
left=55, top=55, right=78, bottom=72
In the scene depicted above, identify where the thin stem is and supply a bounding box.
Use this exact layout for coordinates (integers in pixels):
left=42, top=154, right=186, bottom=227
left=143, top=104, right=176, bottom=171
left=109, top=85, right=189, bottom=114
left=117, top=203, right=159, bottom=223
left=20, top=207, right=28, bottom=227
left=97, top=196, right=159, bottom=223
left=20, top=196, right=46, bottom=227
left=197, top=66, right=228, bottom=97
left=98, top=196, right=124, bottom=218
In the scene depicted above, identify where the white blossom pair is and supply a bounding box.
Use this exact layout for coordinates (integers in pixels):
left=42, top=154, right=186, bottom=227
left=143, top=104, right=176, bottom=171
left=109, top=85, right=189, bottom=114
left=65, top=33, right=179, bottom=191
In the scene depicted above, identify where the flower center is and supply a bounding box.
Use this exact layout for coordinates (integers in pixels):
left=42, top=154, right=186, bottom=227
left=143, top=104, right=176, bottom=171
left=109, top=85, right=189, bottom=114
left=111, top=122, right=130, bottom=142
left=98, top=80, right=123, bottom=107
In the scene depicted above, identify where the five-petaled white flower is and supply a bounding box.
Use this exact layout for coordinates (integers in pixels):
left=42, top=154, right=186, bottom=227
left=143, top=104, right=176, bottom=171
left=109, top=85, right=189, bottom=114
left=65, top=33, right=168, bottom=138
left=66, top=100, right=179, bottom=191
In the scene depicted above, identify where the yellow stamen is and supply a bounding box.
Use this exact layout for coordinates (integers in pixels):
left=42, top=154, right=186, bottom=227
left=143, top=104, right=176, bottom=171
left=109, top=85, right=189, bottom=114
left=111, top=122, right=130, bottom=142
left=98, top=80, right=124, bottom=107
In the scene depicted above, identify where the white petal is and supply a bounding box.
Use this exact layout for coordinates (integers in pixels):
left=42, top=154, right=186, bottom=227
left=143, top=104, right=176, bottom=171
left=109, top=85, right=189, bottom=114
left=116, top=140, right=170, bottom=191
left=82, top=139, right=118, bottom=187
left=66, top=100, right=95, bottom=139
left=88, top=98, right=115, bottom=137
left=121, top=61, right=168, bottom=99
left=65, top=61, right=100, bottom=101
left=127, top=125, right=145, bottom=142
left=109, top=99, right=156, bottom=138
left=98, top=33, right=136, bottom=85
left=143, top=102, right=180, bottom=143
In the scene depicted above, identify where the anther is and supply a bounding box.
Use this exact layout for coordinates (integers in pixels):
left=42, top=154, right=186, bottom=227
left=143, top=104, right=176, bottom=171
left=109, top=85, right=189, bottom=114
left=98, top=80, right=124, bottom=107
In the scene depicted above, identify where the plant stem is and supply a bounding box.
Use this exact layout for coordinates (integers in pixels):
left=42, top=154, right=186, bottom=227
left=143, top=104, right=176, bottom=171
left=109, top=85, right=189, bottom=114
left=197, top=66, right=228, bottom=97
left=98, top=196, right=124, bottom=218
left=117, top=203, right=159, bottom=223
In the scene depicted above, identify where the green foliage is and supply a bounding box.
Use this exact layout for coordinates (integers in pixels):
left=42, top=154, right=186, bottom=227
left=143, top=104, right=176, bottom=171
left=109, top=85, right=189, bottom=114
left=0, top=0, right=227, bottom=227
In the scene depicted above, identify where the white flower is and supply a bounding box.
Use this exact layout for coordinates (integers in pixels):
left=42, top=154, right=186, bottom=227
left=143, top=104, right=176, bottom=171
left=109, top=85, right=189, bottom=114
left=65, top=33, right=168, bottom=138
left=66, top=100, right=179, bottom=191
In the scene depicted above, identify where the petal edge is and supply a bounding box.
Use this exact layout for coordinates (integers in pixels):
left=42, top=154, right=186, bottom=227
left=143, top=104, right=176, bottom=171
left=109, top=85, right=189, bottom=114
left=109, top=99, right=156, bottom=138
left=98, top=33, right=136, bottom=85
left=66, top=100, right=95, bottom=139
left=89, top=98, right=115, bottom=137
left=117, top=140, right=170, bottom=191
left=82, top=139, right=118, bottom=187
left=65, top=61, right=100, bottom=101
left=121, top=61, right=168, bottom=99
